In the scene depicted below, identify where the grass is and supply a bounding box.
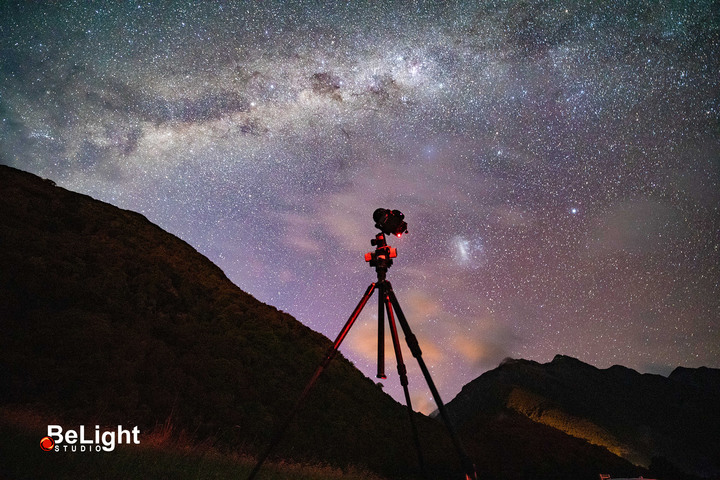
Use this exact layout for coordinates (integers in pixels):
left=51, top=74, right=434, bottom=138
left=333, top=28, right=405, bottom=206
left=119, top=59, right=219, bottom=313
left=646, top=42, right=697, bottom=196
left=0, top=406, right=388, bottom=480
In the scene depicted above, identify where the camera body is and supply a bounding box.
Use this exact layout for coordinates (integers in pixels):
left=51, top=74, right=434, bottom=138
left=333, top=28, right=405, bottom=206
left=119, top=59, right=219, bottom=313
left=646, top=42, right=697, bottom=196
left=373, top=208, right=408, bottom=237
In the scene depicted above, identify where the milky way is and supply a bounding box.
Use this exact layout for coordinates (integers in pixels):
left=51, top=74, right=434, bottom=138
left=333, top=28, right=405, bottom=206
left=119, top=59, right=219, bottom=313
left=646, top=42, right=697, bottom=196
left=2, top=1, right=718, bottom=413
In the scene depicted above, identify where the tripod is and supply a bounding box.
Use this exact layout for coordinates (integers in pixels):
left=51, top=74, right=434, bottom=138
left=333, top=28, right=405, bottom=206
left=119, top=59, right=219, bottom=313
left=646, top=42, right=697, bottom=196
left=247, top=232, right=477, bottom=480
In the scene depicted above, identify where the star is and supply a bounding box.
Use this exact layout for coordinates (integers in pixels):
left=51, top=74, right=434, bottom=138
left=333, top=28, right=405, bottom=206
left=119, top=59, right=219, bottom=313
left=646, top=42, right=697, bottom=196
left=1, top=0, right=718, bottom=412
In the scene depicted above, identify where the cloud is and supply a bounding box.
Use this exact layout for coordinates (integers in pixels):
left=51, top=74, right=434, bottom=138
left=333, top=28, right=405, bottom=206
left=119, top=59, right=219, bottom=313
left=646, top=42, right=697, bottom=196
left=452, top=326, right=519, bottom=370
left=341, top=282, right=520, bottom=414
left=277, top=212, right=323, bottom=252
left=318, top=191, right=378, bottom=253
left=344, top=318, right=391, bottom=364
left=344, top=306, right=446, bottom=368
left=410, top=391, right=437, bottom=416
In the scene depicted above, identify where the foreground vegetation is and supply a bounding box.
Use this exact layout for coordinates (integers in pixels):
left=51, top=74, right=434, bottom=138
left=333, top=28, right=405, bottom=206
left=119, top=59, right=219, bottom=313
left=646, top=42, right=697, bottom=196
left=0, top=406, right=387, bottom=480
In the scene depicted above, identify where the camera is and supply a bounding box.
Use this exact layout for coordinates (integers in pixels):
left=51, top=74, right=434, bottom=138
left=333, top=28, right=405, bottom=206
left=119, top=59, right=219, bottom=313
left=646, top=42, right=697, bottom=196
left=373, top=208, right=408, bottom=237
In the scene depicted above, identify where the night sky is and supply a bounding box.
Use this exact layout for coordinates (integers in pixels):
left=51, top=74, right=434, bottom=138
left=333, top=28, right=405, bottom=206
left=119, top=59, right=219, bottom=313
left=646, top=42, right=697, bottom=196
left=2, top=1, right=718, bottom=413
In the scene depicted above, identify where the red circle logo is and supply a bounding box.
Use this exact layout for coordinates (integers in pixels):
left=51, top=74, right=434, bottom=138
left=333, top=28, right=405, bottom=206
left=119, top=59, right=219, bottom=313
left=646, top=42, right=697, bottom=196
left=40, top=436, right=55, bottom=451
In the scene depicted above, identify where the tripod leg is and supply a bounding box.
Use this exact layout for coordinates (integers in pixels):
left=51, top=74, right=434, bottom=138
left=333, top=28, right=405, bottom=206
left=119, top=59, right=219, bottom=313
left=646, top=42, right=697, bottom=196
left=386, top=285, right=477, bottom=480
left=246, top=283, right=377, bottom=480
left=377, top=283, right=387, bottom=379
left=383, top=289, right=427, bottom=479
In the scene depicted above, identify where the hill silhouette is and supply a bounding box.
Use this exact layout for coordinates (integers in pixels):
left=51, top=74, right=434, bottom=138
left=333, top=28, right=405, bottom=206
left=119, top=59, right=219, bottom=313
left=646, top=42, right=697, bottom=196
left=444, top=355, right=720, bottom=479
left=0, top=165, right=461, bottom=478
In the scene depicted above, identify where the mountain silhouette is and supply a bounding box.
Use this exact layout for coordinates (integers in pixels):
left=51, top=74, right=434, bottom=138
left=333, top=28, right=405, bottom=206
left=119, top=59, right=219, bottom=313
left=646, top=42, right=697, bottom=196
left=445, top=355, right=720, bottom=479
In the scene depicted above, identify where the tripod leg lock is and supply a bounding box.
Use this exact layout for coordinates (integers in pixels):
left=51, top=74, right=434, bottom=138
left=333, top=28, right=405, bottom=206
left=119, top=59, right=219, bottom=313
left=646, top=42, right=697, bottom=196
left=396, top=364, right=409, bottom=386
left=404, top=333, right=423, bottom=358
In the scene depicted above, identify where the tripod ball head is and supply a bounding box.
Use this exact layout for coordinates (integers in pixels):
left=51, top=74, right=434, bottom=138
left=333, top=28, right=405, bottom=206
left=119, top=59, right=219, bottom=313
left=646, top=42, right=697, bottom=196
left=373, top=208, right=408, bottom=237
left=365, top=232, right=397, bottom=271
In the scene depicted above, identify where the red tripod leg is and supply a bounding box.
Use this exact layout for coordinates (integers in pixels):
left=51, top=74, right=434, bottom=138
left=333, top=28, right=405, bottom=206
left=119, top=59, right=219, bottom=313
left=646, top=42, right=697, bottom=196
left=247, top=283, right=377, bottom=480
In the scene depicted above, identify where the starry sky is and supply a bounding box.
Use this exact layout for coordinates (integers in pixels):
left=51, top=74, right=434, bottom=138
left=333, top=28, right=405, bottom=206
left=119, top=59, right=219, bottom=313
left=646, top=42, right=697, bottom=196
left=2, top=1, right=718, bottom=414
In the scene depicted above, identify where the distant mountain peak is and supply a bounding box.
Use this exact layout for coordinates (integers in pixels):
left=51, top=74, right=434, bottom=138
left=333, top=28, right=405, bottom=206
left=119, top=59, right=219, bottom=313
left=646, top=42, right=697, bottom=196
left=446, top=355, right=720, bottom=479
